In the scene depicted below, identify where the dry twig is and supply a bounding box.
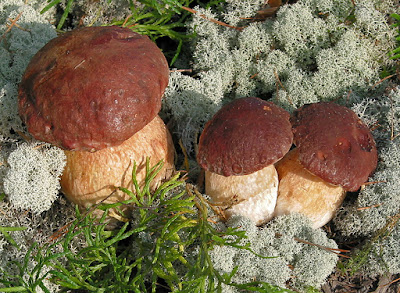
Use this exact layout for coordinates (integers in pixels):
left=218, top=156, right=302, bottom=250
left=276, top=233, right=350, bottom=258
left=181, top=6, right=244, bottom=31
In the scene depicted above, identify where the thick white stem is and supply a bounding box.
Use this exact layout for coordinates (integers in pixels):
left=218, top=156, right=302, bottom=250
left=205, top=164, right=278, bottom=225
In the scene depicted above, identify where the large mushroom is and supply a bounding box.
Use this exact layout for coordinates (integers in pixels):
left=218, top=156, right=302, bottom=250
left=19, top=26, right=168, bottom=151
left=197, top=97, right=293, bottom=225
left=274, top=102, right=378, bottom=228
left=18, top=26, right=175, bottom=221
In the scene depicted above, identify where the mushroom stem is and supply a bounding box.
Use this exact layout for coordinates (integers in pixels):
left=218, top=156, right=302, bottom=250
left=60, top=116, right=175, bottom=223
left=274, top=148, right=346, bottom=229
left=205, top=164, right=278, bottom=225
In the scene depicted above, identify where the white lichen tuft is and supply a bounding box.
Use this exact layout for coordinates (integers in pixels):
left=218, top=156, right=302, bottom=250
left=272, top=1, right=331, bottom=68
left=0, top=0, right=57, bottom=81
left=305, top=0, right=354, bottom=18
left=163, top=0, right=397, bottom=153
left=0, top=83, right=22, bottom=142
left=4, top=142, right=66, bottom=214
left=364, top=220, right=400, bottom=276
left=163, top=70, right=227, bottom=154
left=221, top=0, right=265, bottom=26
left=208, top=214, right=338, bottom=290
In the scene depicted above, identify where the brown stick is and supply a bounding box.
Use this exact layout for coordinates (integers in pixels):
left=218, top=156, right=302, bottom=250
left=276, top=233, right=350, bottom=258
left=1, top=12, right=24, bottom=41
left=181, top=6, right=244, bottom=31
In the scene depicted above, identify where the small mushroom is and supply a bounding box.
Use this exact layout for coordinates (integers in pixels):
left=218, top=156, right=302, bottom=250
left=197, top=97, right=293, bottom=225
left=274, top=102, right=378, bottom=228
left=18, top=26, right=175, bottom=222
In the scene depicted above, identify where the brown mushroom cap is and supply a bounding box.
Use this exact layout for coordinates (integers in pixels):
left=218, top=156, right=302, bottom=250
left=291, top=102, right=378, bottom=191
left=18, top=26, right=169, bottom=151
left=197, top=97, right=293, bottom=176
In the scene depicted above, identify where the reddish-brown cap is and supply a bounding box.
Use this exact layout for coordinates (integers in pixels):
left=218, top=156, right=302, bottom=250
left=18, top=26, right=169, bottom=151
left=197, top=97, right=293, bottom=176
left=291, top=102, right=378, bottom=191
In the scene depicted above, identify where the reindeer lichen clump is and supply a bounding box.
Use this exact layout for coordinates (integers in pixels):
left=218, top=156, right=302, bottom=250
left=163, top=0, right=397, bottom=153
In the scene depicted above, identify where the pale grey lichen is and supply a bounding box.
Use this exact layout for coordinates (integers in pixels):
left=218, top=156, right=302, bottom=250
left=353, top=1, right=398, bottom=66
left=350, top=98, right=380, bottom=129
left=4, top=142, right=66, bottom=214
left=306, top=0, right=353, bottom=18
left=221, top=0, right=265, bottom=26
left=311, top=29, right=379, bottom=99
left=363, top=219, right=400, bottom=276
left=163, top=0, right=397, bottom=152
left=208, top=214, right=339, bottom=291
left=0, top=82, right=22, bottom=143
left=272, top=1, right=331, bottom=69
left=0, top=0, right=57, bottom=81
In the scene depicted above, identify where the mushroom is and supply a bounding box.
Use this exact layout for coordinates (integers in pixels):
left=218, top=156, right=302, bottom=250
left=197, top=97, right=293, bottom=225
left=274, top=102, right=378, bottom=228
left=18, top=26, right=175, bottom=221
left=18, top=26, right=169, bottom=151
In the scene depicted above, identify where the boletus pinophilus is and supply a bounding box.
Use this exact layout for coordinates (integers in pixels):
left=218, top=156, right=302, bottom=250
left=274, top=102, right=378, bottom=228
left=18, top=26, right=175, bottom=223
left=197, top=97, right=293, bottom=225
